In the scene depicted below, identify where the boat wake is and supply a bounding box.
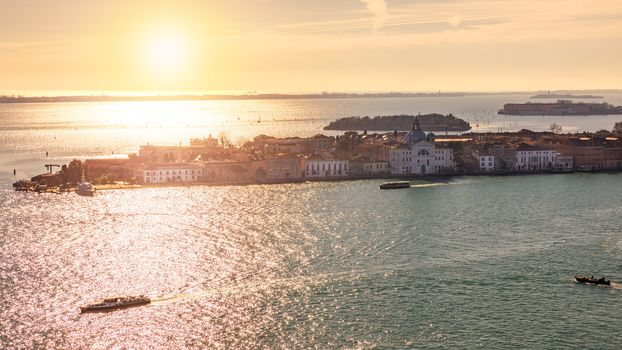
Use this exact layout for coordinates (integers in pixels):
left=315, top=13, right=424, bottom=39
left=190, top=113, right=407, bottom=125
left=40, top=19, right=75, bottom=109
left=603, top=232, right=622, bottom=256
left=610, top=282, right=622, bottom=290
left=411, top=183, right=448, bottom=188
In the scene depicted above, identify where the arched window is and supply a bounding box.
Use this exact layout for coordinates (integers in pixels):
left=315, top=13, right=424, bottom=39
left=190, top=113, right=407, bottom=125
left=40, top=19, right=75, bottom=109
left=417, top=149, right=430, bottom=156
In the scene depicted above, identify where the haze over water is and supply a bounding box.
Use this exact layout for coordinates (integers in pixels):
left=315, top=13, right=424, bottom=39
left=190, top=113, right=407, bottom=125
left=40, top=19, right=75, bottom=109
left=2, top=93, right=622, bottom=183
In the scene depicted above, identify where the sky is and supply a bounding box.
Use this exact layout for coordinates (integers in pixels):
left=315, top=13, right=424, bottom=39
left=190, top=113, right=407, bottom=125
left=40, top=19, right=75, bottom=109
left=1, top=0, right=621, bottom=93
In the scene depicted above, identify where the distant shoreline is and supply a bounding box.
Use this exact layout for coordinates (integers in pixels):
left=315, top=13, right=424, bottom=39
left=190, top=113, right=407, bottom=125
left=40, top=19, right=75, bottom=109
left=2, top=90, right=622, bottom=104
left=0, top=92, right=497, bottom=104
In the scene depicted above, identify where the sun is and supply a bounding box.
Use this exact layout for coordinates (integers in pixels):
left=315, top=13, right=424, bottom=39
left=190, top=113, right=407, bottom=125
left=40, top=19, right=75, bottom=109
left=146, top=33, right=189, bottom=75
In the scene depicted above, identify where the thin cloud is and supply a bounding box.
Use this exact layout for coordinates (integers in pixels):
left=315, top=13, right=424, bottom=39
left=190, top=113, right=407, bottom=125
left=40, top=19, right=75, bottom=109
left=359, top=0, right=390, bottom=29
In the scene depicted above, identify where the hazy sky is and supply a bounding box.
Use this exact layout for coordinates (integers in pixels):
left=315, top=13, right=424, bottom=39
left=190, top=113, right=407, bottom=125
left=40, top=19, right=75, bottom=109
left=1, top=0, right=621, bottom=93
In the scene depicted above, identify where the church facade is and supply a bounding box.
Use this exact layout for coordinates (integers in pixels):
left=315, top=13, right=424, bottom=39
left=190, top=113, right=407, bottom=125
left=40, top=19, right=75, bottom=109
left=389, top=119, right=455, bottom=175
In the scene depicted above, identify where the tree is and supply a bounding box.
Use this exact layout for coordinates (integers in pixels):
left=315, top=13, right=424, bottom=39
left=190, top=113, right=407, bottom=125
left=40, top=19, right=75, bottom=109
left=614, top=122, right=622, bottom=133
left=66, top=159, right=83, bottom=185
left=550, top=123, right=562, bottom=134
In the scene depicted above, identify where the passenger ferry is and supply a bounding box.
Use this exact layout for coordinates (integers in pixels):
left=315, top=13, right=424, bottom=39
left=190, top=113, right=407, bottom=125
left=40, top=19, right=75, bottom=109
left=80, top=295, right=151, bottom=313
left=379, top=181, right=411, bottom=189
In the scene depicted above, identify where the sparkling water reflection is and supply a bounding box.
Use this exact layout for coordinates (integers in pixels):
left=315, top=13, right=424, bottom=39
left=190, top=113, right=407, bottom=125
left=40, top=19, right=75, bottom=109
left=1, top=175, right=621, bottom=348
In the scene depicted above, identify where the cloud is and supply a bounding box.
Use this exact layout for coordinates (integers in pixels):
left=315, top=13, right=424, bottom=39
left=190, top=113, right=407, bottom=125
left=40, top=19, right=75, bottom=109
left=359, top=0, right=390, bottom=29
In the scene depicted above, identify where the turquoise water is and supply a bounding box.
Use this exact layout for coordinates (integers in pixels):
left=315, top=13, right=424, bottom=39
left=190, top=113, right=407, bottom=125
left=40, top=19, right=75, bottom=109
left=1, top=174, right=621, bottom=348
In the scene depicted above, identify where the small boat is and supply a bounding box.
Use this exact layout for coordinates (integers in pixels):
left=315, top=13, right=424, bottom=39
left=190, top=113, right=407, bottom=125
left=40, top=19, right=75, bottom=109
left=80, top=295, right=151, bottom=313
left=76, top=170, right=95, bottom=196
left=574, top=275, right=610, bottom=286
left=380, top=181, right=411, bottom=189
left=76, top=181, right=95, bottom=196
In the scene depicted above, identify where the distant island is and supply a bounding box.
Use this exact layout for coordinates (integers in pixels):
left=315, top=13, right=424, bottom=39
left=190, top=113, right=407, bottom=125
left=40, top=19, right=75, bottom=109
left=499, top=100, right=622, bottom=115
left=531, top=93, right=603, bottom=99
left=0, top=92, right=478, bottom=104
left=323, top=114, right=471, bottom=132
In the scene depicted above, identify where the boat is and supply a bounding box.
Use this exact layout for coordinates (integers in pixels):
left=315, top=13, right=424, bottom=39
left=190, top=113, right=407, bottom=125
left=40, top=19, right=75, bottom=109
left=380, top=181, right=411, bottom=189
left=80, top=295, right=151, bottom=313
left=574, top=275, right=611, bottom=286
left=75, top=170, right=95, bottom=196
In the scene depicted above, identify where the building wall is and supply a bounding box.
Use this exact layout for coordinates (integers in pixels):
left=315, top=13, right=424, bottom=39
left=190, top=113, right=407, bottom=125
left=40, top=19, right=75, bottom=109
left=389, top=147, right=412, bottom=175
left=143, top=166, right=203, bottom=183
left=304, top=159, right=349, bottom=178
left=479, top=156, right=495, bottom=173
left=265, top=157, right=302, bottom=181
left=555, top=156, right=574, bottom=170
left=362, top=161, right=390, bottom=176
left=604, top=147, right=622, bottom=169
left=515, top=150, right=556, bottom=170
left=574, top=147, right=605, bottom=170
left=203, top=161, right=254, bottom=183
left=434, top=148, right=455, bottom=173
left=139, top=145, right=208, bottom=163
left=357, top=143, right=390, bottom=161
left=410, top=141, right=436, bottom=175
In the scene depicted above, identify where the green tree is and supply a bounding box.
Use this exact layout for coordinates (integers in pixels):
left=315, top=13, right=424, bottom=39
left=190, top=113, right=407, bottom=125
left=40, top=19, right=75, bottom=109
left=66, top=159, right=83, bottom=185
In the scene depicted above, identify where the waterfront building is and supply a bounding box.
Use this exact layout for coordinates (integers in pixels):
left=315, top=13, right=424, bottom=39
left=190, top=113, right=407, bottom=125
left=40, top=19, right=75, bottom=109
left=84, top=158, right=131, bottom=181
left=604, top=143, right=622, bottom=169
left=514, top=144, right=556, bottom=171
left=476, top=153, right=495, bottom=173
left=389, top=118, right=454, bottom=175
left=142, top=163, right=203, bottom=183
left=139, top=145, right=210, bottom=163
left=202, top=160, right=253, bottom=183
left=311, top=134, right=334, bottom=152
left=340, top=156, right=388, bottom=177
left=356, top=143, right=390, bottom=161
left=264, top=155, right=303, bottom=181
left=434, top=147, right=455, bottom=174
left=303, top=154, right=349, bottom=178
left=265, top=138, right=310, bottom=155
left=488, top=145, right=516, bottom=171
left=555, top=155, right=574, bottom=171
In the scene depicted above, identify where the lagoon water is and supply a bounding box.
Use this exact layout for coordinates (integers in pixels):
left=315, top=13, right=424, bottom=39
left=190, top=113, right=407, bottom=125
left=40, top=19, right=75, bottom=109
left=1, top=96, right=622, bottom=348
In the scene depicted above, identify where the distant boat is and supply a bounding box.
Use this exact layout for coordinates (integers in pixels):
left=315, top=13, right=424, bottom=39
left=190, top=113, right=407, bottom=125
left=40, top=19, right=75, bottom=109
left=80, top=295, right=151, bottom=313
left=380, top=181, right=410, bottom=189
left=75, top=170, right=95, bottom=196
left=574, top=275, right=610, bottom=286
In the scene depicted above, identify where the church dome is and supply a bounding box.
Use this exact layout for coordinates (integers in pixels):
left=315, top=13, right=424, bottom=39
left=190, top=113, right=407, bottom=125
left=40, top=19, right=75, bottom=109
left=403, top=117, right=427, bottom=145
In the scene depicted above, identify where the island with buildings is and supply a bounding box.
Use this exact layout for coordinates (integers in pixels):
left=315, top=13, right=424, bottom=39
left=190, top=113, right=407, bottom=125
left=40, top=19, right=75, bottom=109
left=530, top=92, right=603, bottom=99
left=16, top=118, right=622, bottom=192
left=323, top=114, right=471, bottom=132
left=499, top=100, right=622, bottom=115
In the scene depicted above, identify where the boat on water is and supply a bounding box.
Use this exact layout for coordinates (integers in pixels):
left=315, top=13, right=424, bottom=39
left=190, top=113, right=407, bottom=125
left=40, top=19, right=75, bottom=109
left=574, top=275, right=611, bottom=286
left=75, top=170, right=95, bottom=196
left=80, top=295, right=151, bottom=313
left=76, top=181, right=95, bottom=196
left=380, top=181, right=411, bottom=189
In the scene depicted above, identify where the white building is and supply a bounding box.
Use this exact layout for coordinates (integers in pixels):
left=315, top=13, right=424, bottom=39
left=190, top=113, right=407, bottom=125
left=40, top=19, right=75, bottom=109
left=143, top=163, right=203, bottom=183
left=361, top=160, right=390, bottom=176
left=514, top=144, right=556, bottom=171
left=389, top=118, right=455, bottom=175
left=304, top=154, right=349, bottom=178
left=477, top=154, right=495, bottom=173
left=434, top=148, right=455, bottom=174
